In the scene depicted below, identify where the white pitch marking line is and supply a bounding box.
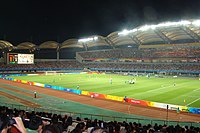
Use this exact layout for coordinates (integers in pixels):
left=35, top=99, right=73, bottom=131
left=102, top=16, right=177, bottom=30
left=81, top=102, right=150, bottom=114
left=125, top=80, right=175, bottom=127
left=193, top=88, right=200, bottom=92
left=186, top=97, right=200, bottom=106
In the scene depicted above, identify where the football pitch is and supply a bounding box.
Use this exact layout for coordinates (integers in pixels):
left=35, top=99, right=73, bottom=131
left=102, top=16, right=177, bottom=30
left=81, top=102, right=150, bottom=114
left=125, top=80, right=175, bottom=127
left=9, top=73, right=200, bottom=108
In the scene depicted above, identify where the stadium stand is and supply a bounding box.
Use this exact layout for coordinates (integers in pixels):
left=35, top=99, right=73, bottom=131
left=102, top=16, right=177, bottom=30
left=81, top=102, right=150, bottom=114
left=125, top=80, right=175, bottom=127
left=0, top=106, right=200, bottom=133
left=0, top=60, right=83, bottom=72
left=0, top=44, right=200, bottom=74
left=77, top=47, right=200, bottom=62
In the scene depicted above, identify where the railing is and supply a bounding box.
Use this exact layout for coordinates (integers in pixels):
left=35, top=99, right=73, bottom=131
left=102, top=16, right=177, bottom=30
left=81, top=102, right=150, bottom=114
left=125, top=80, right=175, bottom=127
left=1, top=102, right=199, bottom=127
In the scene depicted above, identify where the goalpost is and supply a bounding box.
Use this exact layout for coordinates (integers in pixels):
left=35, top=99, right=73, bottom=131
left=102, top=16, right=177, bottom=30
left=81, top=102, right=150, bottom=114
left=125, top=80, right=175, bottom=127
left=45, top=71, right=58, bottom=75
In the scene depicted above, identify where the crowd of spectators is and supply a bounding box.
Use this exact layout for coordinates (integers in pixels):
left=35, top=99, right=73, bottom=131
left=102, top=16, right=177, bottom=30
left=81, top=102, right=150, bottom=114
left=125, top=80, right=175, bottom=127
left=1, top=106, right=200, bottom=133
left=0, top=46, right=200, bottom=72
left=35, top=61, right=83, bottom=69
left=78, top=47, right=200, bottom=62
left=0, top=61, right=83, bottom=71
left=0, top=60, right=199, bottom=73
left=85, top=63, right=200, bottom=72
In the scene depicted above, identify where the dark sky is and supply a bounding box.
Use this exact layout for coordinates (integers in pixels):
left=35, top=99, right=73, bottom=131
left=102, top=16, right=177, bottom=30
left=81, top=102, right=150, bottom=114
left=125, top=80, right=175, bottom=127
left=0, top=0, right=200, bottom=45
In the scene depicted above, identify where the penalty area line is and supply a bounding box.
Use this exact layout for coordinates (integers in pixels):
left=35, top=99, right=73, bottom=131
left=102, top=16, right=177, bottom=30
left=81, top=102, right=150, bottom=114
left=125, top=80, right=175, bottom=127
left=193, top=88, right=200, bottom=92
left=186, top=97, right=200, bottom=106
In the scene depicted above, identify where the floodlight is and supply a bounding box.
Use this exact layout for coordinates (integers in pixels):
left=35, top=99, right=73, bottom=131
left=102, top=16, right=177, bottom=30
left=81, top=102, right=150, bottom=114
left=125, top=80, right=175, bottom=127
left=157, top=22, right=176, bottom=27
left=118, top=29, right=129, bottom=35
left=78, top=36, right=98, bottom=43
left=138, top=25, right=148, bottom=31
left=118, top=29, right=137, bottom=35
left=179, top=20, right=191, bottom=25
left=138, top=25, right=157, bottom=31
left=192, top=20, right=200, bottom=26
left=149, top=25, right=157, bottom=29
left=130, top=29, right=138, bottom=33
left=93, top=36, right=98, bottom=40
left=118, top=19, right=196, bottom=36
left=156, top=20, right=191, bottom=28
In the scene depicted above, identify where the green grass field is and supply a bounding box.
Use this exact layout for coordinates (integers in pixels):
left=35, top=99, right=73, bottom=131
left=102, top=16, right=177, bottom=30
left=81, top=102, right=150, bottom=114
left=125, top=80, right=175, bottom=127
left=9, top=73, right=200, bottom=108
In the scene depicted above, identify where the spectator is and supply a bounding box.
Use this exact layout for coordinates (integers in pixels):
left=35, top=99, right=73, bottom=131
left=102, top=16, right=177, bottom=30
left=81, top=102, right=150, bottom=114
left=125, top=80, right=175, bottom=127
left=0, top=114, right=27, bottom=133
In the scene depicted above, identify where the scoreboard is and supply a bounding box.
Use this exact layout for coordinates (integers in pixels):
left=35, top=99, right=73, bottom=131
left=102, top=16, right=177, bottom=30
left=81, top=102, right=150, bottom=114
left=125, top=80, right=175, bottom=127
left=8, top=53, right=18, bottom=64
left=18, top=54, right=34, bottom=64
left=7, top=53, right=34, bottom=64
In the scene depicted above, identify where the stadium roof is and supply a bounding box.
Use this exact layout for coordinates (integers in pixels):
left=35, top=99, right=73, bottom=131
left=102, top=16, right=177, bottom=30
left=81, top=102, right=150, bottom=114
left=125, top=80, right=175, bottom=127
left=39, top=41, right=59, bottom=49
left=16, top=42, right=36, bottom=49
left=1, top=19, right=200, bottom=51
left=0, top=40, right=13, bottom=50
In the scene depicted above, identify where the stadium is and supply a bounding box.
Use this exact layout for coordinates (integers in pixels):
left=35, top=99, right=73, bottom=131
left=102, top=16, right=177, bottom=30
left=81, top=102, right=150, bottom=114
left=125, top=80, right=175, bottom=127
left=0, top=19, right=200, bottom=132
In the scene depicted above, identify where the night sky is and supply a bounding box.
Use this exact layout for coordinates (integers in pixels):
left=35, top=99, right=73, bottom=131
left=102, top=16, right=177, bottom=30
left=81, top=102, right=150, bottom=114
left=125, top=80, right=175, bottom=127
left=0, top=0, right=200, bottom=45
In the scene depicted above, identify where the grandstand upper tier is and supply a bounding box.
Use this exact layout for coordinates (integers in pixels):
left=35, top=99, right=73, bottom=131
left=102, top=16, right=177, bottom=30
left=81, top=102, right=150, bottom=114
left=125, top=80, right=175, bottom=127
left=77, top=46, right=200, bottom=62
left=0, top=19, right=200, bottom=52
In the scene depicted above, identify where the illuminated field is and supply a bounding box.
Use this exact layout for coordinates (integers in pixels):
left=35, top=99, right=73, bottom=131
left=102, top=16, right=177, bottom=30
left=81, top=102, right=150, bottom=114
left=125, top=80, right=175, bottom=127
left=9, top=73, right=200, bottom=108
